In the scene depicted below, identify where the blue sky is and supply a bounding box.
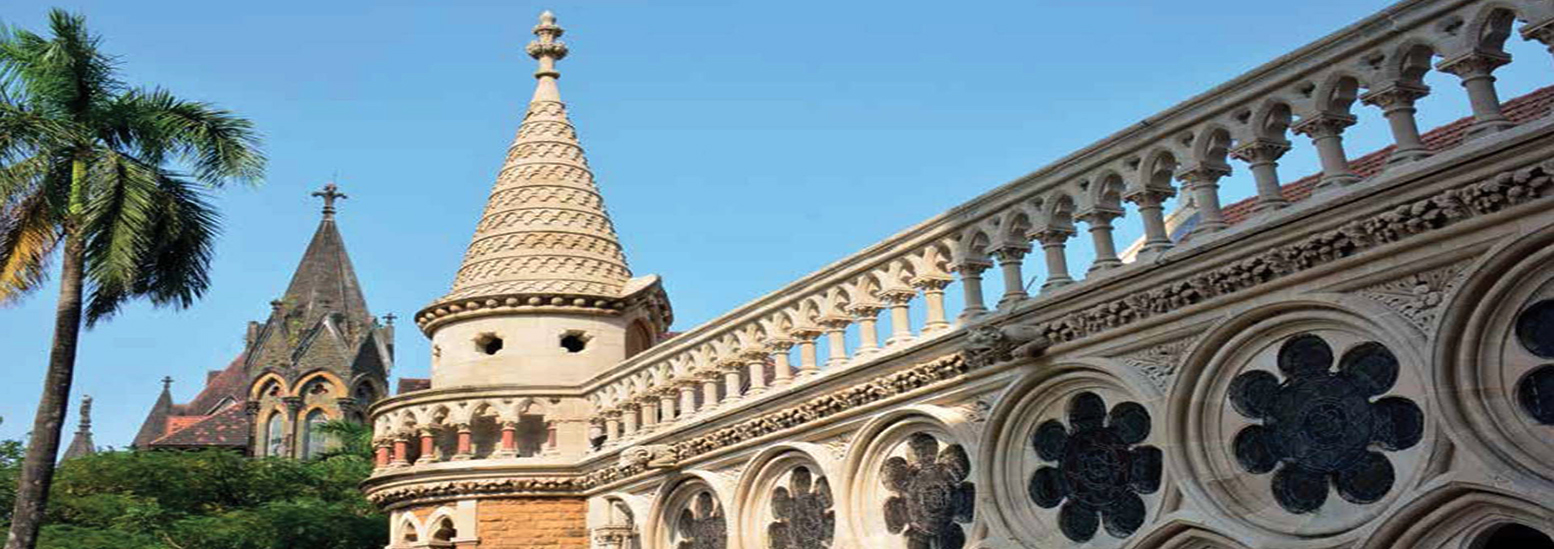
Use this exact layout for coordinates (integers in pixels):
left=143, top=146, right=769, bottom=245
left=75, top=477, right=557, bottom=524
left=2, top=0, right=1551, bottom=449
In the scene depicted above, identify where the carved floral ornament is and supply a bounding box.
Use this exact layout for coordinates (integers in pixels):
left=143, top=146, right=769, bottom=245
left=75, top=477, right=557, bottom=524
left=1028, top=392, right=1162, bottom=542
left=769, top=466, right=836, bottom=549
left=1227, top=334, right=1423, bottom=514
left=881, top=433, right=975, bottom=549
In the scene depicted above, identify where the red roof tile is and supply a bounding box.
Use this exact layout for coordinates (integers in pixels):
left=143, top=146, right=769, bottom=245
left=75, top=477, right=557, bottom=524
left=149, top=404, right=249, bottom=448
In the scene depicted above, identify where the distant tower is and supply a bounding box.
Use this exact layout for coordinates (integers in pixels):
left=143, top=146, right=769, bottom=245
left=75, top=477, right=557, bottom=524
left=410, top=11, right=671, bottom=456
left=242, top=183, right=393, bottom=459
left=61, top=395, right=96, bottom=461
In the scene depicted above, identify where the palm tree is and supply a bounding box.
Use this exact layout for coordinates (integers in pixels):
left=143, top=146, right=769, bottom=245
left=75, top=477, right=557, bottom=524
left=312, top=420, right=374, bottom=461
left=0, top=10, right=264, bottom=549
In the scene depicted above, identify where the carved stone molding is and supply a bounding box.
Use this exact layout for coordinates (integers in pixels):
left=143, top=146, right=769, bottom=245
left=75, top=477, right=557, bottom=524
left=1355, top=261, right=1471, bottom=332
left=1114, top=338, right=1199, bottom=392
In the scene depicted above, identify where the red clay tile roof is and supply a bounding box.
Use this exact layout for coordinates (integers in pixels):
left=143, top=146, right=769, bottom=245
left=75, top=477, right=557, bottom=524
left=148, top=404, right=249, bottom=448
left=1222, top=85, right=1554, bottom=225
left=184, top=354, right=249, bottom=415
left=398, top=378, right=431, bottom=394
left=165, top=416, right=207, bottom=433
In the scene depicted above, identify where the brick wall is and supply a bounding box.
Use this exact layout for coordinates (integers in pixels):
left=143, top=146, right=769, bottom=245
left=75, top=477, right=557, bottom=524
left=476, top=497, right=589, bottom=548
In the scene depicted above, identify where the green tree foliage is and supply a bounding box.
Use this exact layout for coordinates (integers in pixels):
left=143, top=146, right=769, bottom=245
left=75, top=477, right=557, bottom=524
left=1, top=447, right=384, bottom=549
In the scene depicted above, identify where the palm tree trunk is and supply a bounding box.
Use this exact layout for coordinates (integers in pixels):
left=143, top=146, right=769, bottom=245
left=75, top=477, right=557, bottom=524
left=4, top=161, right=88, bottom=549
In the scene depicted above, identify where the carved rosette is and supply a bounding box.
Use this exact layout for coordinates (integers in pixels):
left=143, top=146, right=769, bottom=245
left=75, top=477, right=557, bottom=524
left=673, top=492, right=727, bottom=549
left=881, top=433, right=975, bottom=549
left=768, top=466, right=836, bottom=549
left=1028, top=392, right=1162, bottom=542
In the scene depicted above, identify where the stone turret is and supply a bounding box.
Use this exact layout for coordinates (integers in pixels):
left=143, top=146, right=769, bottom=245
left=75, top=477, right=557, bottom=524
left=61, top=395, right=96, bottom=461
left=416, top=11, right=671, bottom=389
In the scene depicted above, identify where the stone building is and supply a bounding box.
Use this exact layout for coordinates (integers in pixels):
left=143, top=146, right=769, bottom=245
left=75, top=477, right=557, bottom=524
left=364, top=3, right=1554, bottom=548
left=132, top=188, right=396, bottom=458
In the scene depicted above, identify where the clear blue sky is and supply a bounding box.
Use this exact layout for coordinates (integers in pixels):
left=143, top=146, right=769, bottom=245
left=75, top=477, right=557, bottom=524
left=2, top=0, right=1551, bottom=449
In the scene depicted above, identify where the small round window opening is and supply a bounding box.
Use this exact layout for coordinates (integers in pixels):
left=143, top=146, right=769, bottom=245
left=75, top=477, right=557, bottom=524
left=476, top=333, right=504, bottom=355
left=560, top=331, right=589, bottom=353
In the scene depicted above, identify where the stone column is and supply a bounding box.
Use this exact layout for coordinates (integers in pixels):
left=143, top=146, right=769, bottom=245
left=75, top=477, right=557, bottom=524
left=1292, top=113, right=1360, bottom=190
left=912, top=277, right=953, bottom=333
left=992, top=246, right=1030, bottom=307
left=659, top=390, right=678, bottom=423
left=678, top=381, right=698, bottom=416
left=819, top=317, right=850, bottom=368
left=415, top=427, right=437, bottom=465
left=742, top=349, right=769, bottom=395
left=1124, top=188, right=1175, bottom=257
left=700, top=372, right=721, bottom=410
left=1034, top=228, right=1076, bottom=291
left=603, top=411, right=621, bottom=445
left=282, top=396, right=303, bottom=458
left=791, top=328, right=822, bottom=378
left=497, top=420, right=518, bottom=457
left=1176, top=164, right=1231, bottom=234
left=719, top=359, right=743, bottom=403
left=1361, top=82, right=1432, bottom=165
left=1439, top=52, right=1515, bottom=137
left=878, top=289, right=915, bottom=346
left=639, top=398, right=660, bottom=430
left=374, top=440, right=390, bottom=468
left=620, top=403, right=639, bottom=436
left=952, top=261, right=991, bottom=320
left=1076, top=208, right=1123, bottom=272
left=766, top=338, right=796, bottom=386
left=1229, top=138, right=1292, bottom=211
left=848, top=303, right=883, bottom=357
left=390, top=434, right=411, bottom=467
left=451, top=423, right=473, bottom=461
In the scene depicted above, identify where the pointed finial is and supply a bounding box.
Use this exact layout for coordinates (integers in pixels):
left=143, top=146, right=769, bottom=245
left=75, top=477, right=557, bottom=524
left=78, top=395, right=93, bottom=431
left=161, top=376, right=173, bottom=391
left=311, top=182, right=348, bottom=219
left=526, top=10, right=568, bottom=81
left=383, top=312, right=397, bottom=326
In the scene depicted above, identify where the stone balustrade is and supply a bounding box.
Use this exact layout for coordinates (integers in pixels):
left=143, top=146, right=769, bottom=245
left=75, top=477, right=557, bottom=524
left=571, top=0, right=1554, bottom=449
left=370, top=389, right=573, bottom=469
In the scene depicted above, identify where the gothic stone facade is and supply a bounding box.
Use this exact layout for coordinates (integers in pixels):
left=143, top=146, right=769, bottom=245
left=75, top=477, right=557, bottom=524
left=364, top=2, right=1554, bottom=548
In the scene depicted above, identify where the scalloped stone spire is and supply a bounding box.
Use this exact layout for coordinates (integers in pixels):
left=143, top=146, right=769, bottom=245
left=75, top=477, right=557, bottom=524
left=439, top=11, right=632, bottom=305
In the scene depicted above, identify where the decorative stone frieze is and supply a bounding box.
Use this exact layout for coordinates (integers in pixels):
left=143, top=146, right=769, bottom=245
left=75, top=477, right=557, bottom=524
left=1355, top=261, right=1470, bottom=332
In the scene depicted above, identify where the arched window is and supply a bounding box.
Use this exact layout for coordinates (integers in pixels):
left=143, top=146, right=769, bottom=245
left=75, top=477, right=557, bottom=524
left=430, top=517, right=456, bottom=546
left=264, top=413, right=285, bottom=457
left=301, top=410, right=328, bottom=459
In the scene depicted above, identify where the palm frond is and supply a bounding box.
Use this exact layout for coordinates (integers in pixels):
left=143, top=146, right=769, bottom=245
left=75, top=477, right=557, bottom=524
left=109, top=87, right=265, bottom=185
left=0, top=181, right=61, bottom=304
left=82, top=163, right=219, bottom=325
left=81, top=149, right=157, bottom=321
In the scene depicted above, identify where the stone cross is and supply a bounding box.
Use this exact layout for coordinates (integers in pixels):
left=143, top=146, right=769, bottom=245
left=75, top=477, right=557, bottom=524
left=383, top=312, right=397, bottom=326
left=161, top=376, right=173, bottom=391
left=311, top=183, right=348, bottom=219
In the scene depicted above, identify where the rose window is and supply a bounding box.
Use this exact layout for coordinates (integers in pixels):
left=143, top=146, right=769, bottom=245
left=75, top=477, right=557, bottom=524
left=1227, top=334, right=1424, bottom=514
left=675, top=492, right=727, bottom=549
left=1027, top=392, right=1162, bottom=542
left=881, top=433, right=975, bottom=549
left=768, top=466, right=834, bottom=549
left=1516, top=300, right=1554, bottom=425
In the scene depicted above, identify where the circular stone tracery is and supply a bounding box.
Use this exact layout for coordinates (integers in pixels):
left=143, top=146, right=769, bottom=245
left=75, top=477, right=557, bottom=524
left=675, top=492, right=727, bottom=549
left=1515, top=300, right=1554, bottom=425
left=881, top=433, right=975, bottom=549
left=1227, top=334, right=1424, bottom=514
left=1028, top=392, right=1162, bottom=542
left=1515, top=299, right=1554, bottom=359
left=769, top=466, right=835, bottom=549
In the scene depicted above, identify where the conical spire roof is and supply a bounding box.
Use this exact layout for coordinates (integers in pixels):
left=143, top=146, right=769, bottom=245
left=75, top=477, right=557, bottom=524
left=277, top=183, right=371, bottom=328
left=438, top=11, right=632, bottom=305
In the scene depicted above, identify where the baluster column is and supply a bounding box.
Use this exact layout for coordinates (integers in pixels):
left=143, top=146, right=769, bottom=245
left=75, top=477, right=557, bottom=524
left=766, top=338, right=796, bottom=386
left=952, top=260, right=991, bottom=320
left=1360, top=83, right=1432, bottom=164
left=1076, top=208, right=1123, bottom=272
left=603, top=410, right=621, bottom=446
left=497, top=420, right=518, bottom=457
left=1439, top=52, right=1515, bottom=136
left=677, top=380, right=699, bottom=416
left=791, top=328, right=822, bottom=378
left=451, top=422, right=473, bottom=461
left=993, top=246, right=1030, bottom=307
left=415, top=427, right=438, bottom=465
left=1177, top=165, right=1231, bottom=234
left=639, top=398, right=660, bottom=431
left=621, top=403, right=640, bottom=437
left=880, top=288, right=916, bottom=346
left=848, top=304, right=883, bottom=357
left=742, top=349, right=769, bottom=395
left=1292, top=113, right=1360, bottom=190
left=659, top=389, right=678, bottom=423
left=911, top=277, right=953, bottom=333
left=719, top=358, right=744, bottom=402
left=1034, top=228, right=1076, bottom=290
left=700, top=371, right=721, bottom=409
left=1124, top=188, right=1175, bottom=258
left=1229, top=139, right=1291, bottom=210
left=820, top=317, right=851, bottom=368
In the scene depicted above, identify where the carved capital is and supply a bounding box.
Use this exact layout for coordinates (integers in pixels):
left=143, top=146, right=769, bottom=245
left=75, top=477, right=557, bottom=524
left=1360, top=81, right=1430, bottom=109
left=817, top=316, right=851, bottom=331
left=847, top=302, right=885, bottom=318
left=1292, top=112, right=1357, bottom=138
left=1075, top=206, right=1123, bottom=226
left=991, top=245, right=1029, bottom=263
left=1122, top=187, right=1174, bottom=207
left=1437, top=51, right=1511, bottom=78
left=877, top=287, right=917, bottom=304
left=281, top=396, right=303, bottom=414
left=1033, top=226, right=1076, bottom=246
left=1229, top=138, right=1292, bottom=164
left=949, top=259, right=991, bottom=275
left=1175, top=163, right=1231, bottom=186
left=763, top=337, right=797, bottom=352
left=739, top=347, right=770, bottom=363
left=909, top=276, right=954, bottom=292
left=788, top=326, right=824, bottom=341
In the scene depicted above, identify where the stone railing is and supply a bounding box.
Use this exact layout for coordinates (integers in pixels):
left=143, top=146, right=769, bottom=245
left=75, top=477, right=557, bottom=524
left=575, top=0, right=1554, bottom=450
left=369, top=388, right=573, bottom=468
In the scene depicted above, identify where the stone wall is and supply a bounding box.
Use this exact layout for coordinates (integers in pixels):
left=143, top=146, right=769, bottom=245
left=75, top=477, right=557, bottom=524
left=477, top=498, right=589, bottom=548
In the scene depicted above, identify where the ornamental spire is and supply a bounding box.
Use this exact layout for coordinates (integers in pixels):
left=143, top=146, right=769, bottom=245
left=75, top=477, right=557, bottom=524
left=431, top=11, right=633, bottom=313
left=312, top=182, right=347, bottom=219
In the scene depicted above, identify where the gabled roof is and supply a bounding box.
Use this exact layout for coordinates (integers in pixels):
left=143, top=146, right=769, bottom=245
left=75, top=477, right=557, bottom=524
left=146, top=404, right=249, bottom=448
